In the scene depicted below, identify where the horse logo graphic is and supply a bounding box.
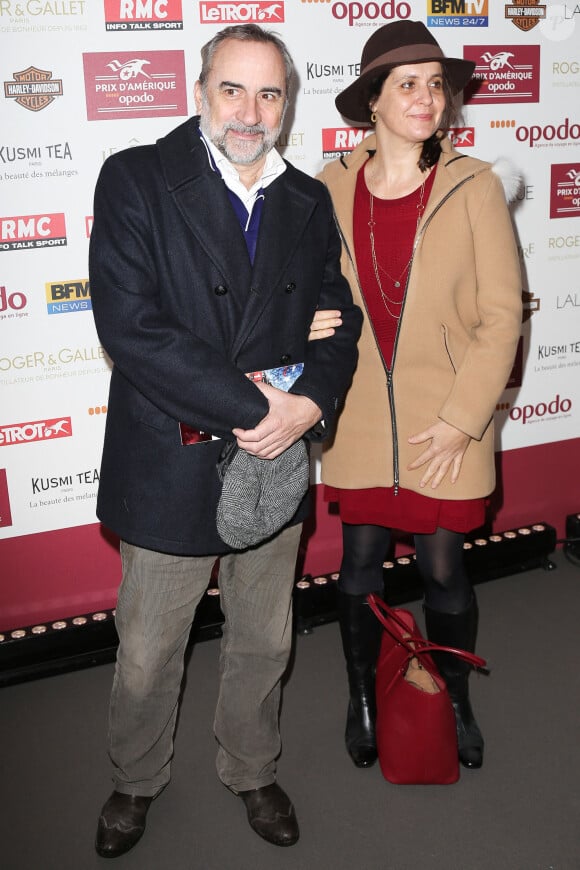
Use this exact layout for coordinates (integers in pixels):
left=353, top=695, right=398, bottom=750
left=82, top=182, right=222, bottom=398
left=106, top=59, right=151, bottom=80
left=449, top=128, right=475, bottom=147
left=258, top=3, right=283, bottom=19
left=43, top=419, right=70, bottom=437
left=480, top=51, right=515, bottom=71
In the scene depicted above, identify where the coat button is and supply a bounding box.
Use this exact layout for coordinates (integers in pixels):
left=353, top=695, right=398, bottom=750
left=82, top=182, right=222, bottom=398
left=214, top=285, right=228, bottom=296
left=280, top=354, right=292, bottom=364
left=285, top=282, right=296, bottom=294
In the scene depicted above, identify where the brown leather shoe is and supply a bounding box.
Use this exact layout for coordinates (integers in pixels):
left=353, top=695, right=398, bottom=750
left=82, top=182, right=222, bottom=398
left=238, top=783, right=299, bottom=847
left=95, top=790, right=153, bottom=858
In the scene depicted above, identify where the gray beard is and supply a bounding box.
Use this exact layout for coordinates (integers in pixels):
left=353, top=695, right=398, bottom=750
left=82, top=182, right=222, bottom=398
left=199, top=100, right=283, bottom=165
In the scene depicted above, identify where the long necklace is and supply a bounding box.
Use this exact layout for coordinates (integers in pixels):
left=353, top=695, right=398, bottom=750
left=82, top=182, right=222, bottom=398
left=368, top=178, right=427, bottom=319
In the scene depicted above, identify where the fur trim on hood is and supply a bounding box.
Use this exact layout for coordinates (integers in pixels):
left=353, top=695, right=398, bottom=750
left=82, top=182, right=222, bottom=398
left=491, top=158, right=522, bottom=203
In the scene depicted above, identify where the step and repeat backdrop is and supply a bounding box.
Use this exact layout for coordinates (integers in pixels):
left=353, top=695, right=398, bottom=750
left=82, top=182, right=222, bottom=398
left=0, top=1, right=579, bottom=624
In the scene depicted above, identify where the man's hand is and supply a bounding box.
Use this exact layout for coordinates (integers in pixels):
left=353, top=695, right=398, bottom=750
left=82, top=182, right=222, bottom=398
left=407, top=420, right=471, bottom=489
left=233, top=381, right=322, bottom=459
left=308, top=308, right=343, bottom=341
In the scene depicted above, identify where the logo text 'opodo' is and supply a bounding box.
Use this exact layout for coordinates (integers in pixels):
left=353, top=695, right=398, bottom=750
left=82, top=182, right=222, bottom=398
left=551, top=164, right=580, bottom=218
left=83, top=51, right=187, bottom=121
left=464, top=45, right=540, bottom=104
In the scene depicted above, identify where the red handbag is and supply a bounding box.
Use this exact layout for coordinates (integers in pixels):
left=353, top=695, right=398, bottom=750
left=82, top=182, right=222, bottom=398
left=367, top=594, right=486, bottom=785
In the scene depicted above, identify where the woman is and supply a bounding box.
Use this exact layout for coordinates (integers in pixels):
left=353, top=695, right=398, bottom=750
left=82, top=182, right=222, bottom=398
left=312, top=21, right=522, bottom=771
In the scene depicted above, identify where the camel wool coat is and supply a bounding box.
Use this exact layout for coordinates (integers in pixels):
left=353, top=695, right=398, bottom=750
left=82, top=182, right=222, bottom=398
left=319, top=134, right=522, bottom=500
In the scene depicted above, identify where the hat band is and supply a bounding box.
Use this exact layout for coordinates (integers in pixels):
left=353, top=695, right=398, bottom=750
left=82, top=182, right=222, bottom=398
left=361, top=43, right=446, bottom=78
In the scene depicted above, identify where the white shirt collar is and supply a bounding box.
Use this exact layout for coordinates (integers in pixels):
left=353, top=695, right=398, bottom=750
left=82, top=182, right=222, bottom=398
left=199, top=130, right=286, bottom=210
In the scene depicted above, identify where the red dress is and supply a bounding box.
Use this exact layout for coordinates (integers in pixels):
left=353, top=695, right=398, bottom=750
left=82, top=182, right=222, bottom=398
left=325, top=163, right=485, bottom=534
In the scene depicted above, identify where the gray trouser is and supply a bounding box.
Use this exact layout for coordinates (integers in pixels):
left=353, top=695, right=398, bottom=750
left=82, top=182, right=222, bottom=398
left=108, top=523, right=302, bottom=797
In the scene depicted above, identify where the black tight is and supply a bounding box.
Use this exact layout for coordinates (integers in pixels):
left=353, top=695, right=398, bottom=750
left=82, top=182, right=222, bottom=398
left=414, top=527, right=472, bottom=613
left=338, top=523, right=472, bottom=614
left=339, top=523, right=392, bottom=596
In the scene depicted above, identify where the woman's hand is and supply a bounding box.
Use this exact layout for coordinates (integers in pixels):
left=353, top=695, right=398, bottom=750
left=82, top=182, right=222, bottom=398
left=407, top=420, right=471, bottom=489
left=308, top=309, right=342, bottom=341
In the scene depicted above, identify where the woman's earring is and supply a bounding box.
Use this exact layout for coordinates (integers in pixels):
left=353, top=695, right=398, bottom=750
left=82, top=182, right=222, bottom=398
left=370, top=110, right=377, bottom=124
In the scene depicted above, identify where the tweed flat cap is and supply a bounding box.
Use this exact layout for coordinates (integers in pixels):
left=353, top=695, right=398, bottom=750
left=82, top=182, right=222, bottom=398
left=216, top=440, right=309, bottom=550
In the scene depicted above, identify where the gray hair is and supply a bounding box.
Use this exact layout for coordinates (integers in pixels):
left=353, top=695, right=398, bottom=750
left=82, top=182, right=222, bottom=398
left=198, top=24, right=294, bottom=102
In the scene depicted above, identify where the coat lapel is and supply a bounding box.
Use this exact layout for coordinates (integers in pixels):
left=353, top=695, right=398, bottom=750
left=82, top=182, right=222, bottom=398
left=230, top=168, right=318, bottom=360
left=157, top=121, right=318, bottom=362
left=319, top=138, right=373, bottom=283
left=157, top=118, right=252, bottom=294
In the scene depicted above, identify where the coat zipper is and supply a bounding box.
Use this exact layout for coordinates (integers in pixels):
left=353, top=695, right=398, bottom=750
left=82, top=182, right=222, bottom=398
left=336, top=219, right=402, bottom=494
left=333, top=172, right=475, bottom=496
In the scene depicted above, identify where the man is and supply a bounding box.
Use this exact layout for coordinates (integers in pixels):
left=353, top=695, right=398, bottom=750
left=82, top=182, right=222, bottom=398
left=90, top=24, right=361, bottom=859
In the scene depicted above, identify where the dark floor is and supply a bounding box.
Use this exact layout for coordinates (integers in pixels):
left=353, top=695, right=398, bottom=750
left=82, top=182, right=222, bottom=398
left=2, top=549, right=579, bottom=870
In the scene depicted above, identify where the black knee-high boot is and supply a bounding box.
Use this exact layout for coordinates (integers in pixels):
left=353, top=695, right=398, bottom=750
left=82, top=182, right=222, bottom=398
left=424, top=596, right=484, bottom=770
left=337, top=591, right=383, bottom=768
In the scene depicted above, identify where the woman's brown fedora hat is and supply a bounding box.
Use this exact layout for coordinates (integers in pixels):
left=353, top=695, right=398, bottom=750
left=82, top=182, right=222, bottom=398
left=335, top=20, right=475, bottom=126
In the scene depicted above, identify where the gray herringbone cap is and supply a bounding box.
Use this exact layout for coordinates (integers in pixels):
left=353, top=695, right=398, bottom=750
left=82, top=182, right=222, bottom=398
left=216, top=440, right=309, bottom=550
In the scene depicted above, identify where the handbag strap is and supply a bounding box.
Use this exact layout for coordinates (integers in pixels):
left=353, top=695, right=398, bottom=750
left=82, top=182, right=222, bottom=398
left=366, top=593, right=487, bottom=670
